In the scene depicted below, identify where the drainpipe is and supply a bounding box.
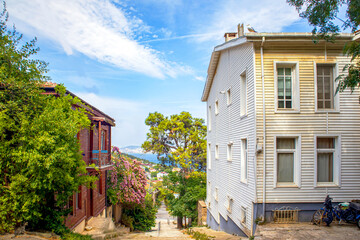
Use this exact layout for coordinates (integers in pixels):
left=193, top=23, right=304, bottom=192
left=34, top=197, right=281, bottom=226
left=260, top=36, right=266, bottom=223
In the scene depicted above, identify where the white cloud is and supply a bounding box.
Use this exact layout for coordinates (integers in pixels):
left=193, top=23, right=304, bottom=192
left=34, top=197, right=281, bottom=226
left=7, top=0, right=187, bottom=79
left=75, top=92, right=150, bottom=147
left=195, top=76, right=205, bottom=82
left=193, top=0, right=301, bottom=42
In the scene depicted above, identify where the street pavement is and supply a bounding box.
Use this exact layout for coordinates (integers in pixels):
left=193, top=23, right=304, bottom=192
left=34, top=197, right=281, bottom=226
left=120, top=202, right=191, bottom=239
left=255, top=222, right=360, bottom=239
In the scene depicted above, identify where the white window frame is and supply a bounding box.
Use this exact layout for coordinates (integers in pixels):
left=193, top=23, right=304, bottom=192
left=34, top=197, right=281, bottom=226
left=208, top=105, right=212, bottom=131
left=208, top=143, right=212, bottom=170
left=314, top=62, right=340, bottom=112
left=274, top=61, right=300, bottom=113
left=241, top=138, right=248, bottom=183
left=274, top=135, right=301, bottom=188
left=240, top=70, right=247, bottom=117
left=215, top=100, right=219, bottom=115
left=214, top=187, right=219, bottom=201
left=207, top=181, right=211, bottom=208
left=227, top=142, right=233, bottom=161
left=225, top=195, right=233, bottom=213
left=314, top=134, right=341, bottom=187
left=215, top=144, right=219, bottom=159
left=240, top=206, right=247, bottom=226
left=226, top=88, right=232, bottom=106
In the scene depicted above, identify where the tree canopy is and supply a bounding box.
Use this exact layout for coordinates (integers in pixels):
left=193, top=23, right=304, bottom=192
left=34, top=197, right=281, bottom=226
left=142, top=111, right=207, bottom=172
left=287, top=0, right=360, bottom=92
left=0, top=6, right=94, bottom=233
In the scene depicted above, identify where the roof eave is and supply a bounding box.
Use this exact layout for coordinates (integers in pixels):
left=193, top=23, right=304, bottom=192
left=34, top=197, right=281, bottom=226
left=201, top=37, right=248, bottom=102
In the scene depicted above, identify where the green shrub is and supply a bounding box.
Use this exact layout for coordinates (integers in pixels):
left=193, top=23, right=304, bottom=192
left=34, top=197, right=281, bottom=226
left=123, top=194, right=157, bottom=232
left=121, top=213, right=134, bottom=231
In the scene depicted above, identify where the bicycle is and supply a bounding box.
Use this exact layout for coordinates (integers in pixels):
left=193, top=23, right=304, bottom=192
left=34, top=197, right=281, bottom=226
left=312, top=195, right=357, bottom=226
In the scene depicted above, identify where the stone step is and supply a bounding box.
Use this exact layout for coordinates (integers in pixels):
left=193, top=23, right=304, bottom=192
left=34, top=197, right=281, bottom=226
left=89, top=227, right=130, bottom=240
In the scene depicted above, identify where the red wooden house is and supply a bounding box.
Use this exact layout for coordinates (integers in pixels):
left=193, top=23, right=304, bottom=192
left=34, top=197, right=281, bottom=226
left=43, top=83, right=115, bottom=232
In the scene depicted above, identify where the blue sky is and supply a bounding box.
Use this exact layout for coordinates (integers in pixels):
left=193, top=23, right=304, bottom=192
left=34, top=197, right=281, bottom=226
left=7, top=0, right=318, bottom=147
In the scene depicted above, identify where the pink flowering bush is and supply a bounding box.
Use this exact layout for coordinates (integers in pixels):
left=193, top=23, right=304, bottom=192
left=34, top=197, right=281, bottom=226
left=108, top=147, right=147, bottom=207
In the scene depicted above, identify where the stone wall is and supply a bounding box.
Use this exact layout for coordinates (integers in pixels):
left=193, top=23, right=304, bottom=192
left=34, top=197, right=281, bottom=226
left=197, top=201, right=207, bottom=226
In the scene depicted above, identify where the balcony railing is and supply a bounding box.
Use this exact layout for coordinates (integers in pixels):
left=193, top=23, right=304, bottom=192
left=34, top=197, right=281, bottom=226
left=90, top=150, right=112, bottom=167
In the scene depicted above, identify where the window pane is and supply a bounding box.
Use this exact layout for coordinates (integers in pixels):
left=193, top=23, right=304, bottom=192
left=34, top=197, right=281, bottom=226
left=278, top=101, right=284, bottom=108
left=323, top=67, right=330, bottom=75
left=285, top=76, right=291, bottom=89
left=317, top=153, right=334, bottom=182
left=325, top=101, right=331, bottom=108
left=278, top=68, right=284, bottom=75
left=318, top=101, right=323, bottom=108
left=278, top=153, right=294, bottom=182
left=277, top=138, right=295, bottom=149
left=278, top=77, right=284, bottom=97
left=285, top=89, right=292, bottom=99
left=317, top=138, right=335, bottom=149
left=285, top=68, right=291, bottom=75
left=286, top=101, right=292, bottom=108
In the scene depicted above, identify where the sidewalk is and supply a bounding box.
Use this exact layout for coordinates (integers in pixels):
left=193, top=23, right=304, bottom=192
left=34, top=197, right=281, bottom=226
left=120, top=202, right=191, bottom=239
left=255, top=222, right=360, bottom=240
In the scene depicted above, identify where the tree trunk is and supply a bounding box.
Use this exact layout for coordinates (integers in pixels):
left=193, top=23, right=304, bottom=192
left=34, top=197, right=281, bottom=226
left=177, top=216, right=183, bottom=229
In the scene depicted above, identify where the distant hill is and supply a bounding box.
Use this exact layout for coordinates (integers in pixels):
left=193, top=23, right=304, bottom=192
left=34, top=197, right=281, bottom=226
left=120, top=146, right=159, bottom=164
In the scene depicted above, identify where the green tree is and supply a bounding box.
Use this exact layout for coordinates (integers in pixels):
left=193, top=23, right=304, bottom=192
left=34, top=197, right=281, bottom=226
left=0, top=6, right=95, bottom=233
left=162, top=171, right=206, bottom=227
left=287, top=0, right=360, bottom=92
left=142, top=111, right=207, bottom=172
left=142, top=112, right=207, bottom=228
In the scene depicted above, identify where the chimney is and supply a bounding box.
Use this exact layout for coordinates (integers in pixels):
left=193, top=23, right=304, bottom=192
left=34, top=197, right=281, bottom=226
left=224, top=32, right=238, bottom=42
left=238, top=23, right=244, bottom=37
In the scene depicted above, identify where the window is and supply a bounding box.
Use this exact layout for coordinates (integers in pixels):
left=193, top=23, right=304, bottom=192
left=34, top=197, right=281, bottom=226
left=225, top=195, right=233, bottom=213
left=68, top=196, right=74, bottom=215
left=277, top=67, right=292, bottom=109
left=101, top=130, right=106, bottom=150
left=316, top=137, right=337, bottom=184
left=208, top=106, right=212, bottom=131
left=240, top=72, right=247, bottom=116
left=207, top=181, right=211, bottom=206
left=214, top=187, right=219, bottom=201
left=276, top=138, right=296, bottom=184
left=215, top=100, right=219, bottom=115
left=75, top=191, right=79, bottom=210
left=77, top=186, right=82, bottom=209
left=241, top=139, right=248, bottom=182
left=98, top=174, right=103, bottom=194
left=240, top=206, right=247, bottom=225
left=275, top=62, right=299, bottom=111
left=215, top=145, right=219, bottom=159
left=227, top=142, right=233, bottom=161
left=317, top=65, right=334, bottom=110
left=227, top=89, right=231, bottom=105
left=208, top=143, right=212, bottom=169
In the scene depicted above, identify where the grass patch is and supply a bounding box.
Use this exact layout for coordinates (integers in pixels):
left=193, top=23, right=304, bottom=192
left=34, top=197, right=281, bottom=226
left=61, top=232, right=93, bottom=240
left=185, top=228, right=215, bottom=240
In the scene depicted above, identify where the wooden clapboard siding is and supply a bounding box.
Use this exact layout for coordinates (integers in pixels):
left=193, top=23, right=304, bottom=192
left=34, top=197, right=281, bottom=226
left=254, top=42, right=360, bottom=203
left=207, top=42, right=256, bottom=232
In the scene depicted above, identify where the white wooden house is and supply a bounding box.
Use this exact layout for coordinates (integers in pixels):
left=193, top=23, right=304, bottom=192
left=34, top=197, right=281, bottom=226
left=202, top=30, right=360, bottom=237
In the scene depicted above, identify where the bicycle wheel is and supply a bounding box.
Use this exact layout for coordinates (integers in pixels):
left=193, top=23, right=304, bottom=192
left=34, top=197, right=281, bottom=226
left=357, top=219, right=360, bottom=229
left=312, top=209, right=324, bottom=225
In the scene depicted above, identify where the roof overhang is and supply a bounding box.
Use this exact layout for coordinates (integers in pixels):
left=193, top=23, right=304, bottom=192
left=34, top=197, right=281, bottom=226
left=42, top=85, right=116, bottom=127
left=201, top=32, right=355, bottom=102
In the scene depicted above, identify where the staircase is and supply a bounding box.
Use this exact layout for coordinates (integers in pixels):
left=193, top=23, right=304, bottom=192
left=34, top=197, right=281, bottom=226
left=82, top=217, right=130, bottom=240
